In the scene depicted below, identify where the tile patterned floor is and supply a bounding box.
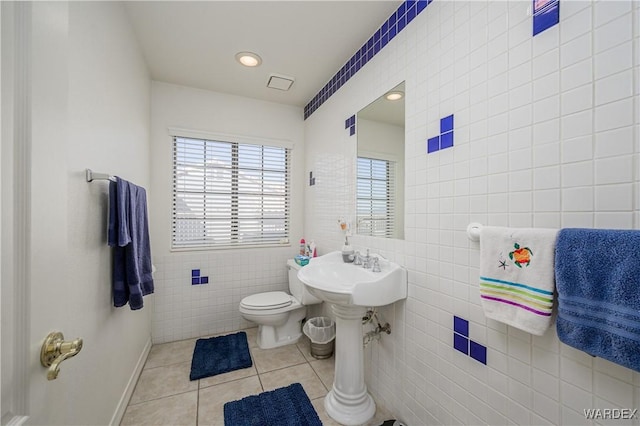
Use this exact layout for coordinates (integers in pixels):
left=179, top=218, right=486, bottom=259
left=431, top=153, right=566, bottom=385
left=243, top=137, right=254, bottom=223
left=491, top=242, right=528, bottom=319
left=121, top=328, right=390, bottom=426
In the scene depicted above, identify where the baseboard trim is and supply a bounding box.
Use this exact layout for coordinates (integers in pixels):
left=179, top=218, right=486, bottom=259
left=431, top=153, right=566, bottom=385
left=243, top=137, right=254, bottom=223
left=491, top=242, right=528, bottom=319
left=109, top=336, right=152, bottom=426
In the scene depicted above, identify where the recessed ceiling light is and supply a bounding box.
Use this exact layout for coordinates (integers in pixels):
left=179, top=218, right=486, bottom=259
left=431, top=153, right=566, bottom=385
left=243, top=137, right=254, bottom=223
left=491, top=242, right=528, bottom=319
left=385, top=91, right=404, bottom=101
left=235, top=51, right=262, bottom=67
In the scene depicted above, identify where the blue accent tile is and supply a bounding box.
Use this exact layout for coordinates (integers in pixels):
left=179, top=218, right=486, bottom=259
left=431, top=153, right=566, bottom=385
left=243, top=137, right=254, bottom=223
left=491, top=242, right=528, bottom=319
left=388, top=11, right=397, bottom=27
left=397, top=16, right=406, bottom=32
left=382, top=32, right=389, bottom=47
left=440, top=131, right=454, bottom=149
left=533, top=0, right=559, bottom=36
left=417, top=0, right=428, bottom=13
left=389, top=24, right=397, bottom=40
left=470, top=341, right=487, bottom=364
left=349, top=126, right=356, bottom=136
left=397, top=2, right=407, bottom=17
left=192, top=269, right=200, bottom=277
left=407, top=4, right=417, bottom=23
left=345, top=118, right=350, bottom=129
left=191, top=277, right=200, bottom=285
left=453, top=316, right=469, bottom=337
left=201, top=276, right=209, bottom=284
left=427, top=136, right=440, bottom=153
left=454, top=333, right=469, bottom=355
left=440, top=114, right=454, bottom=133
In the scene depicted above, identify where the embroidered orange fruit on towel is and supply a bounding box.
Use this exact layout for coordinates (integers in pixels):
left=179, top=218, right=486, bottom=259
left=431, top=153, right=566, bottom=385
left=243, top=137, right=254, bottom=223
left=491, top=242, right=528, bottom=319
left=509, top=243, right=532, bottom=268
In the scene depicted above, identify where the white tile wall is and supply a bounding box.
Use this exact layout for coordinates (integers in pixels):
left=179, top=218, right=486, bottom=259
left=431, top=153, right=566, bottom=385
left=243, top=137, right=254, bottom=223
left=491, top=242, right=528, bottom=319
left=304, top=0, right=640, bottom=424
left=151, top=248, right=292, bottom=343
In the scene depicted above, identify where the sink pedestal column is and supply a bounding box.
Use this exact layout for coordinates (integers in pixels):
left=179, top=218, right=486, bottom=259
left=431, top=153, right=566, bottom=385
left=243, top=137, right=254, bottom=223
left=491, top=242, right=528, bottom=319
left=324, top=303, right=375, bottom=425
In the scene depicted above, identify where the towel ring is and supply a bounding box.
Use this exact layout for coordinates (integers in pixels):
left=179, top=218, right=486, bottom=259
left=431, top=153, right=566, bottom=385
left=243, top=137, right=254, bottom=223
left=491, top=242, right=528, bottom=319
left=467, top=223, right=482, bottom=242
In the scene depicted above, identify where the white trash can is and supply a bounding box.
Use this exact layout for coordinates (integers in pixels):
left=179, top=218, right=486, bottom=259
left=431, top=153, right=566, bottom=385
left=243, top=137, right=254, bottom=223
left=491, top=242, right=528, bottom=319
left=303, top=317, right=336, bottom=359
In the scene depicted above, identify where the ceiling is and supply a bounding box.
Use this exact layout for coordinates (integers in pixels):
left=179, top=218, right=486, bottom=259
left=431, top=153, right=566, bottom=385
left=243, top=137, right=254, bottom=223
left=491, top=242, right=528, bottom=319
left=358, top=81, right=405, bottom=127
left=124, top=1, right=402, bottom=109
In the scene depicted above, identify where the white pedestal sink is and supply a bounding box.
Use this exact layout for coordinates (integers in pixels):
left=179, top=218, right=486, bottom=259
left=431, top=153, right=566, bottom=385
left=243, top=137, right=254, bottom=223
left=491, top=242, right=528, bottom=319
left=298, top=251, right=407, bottom=426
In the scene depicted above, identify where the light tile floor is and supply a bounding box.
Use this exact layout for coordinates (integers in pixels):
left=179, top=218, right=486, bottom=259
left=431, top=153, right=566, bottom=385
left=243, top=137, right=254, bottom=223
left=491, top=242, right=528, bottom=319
left=121, top=328, right=391, bottom=426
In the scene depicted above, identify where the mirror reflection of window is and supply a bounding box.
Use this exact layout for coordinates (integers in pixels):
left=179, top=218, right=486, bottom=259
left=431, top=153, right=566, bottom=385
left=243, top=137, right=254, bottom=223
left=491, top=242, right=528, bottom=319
left=356, top=81, right=405, bottom=239
left=357, top=157, right=397, bottom=238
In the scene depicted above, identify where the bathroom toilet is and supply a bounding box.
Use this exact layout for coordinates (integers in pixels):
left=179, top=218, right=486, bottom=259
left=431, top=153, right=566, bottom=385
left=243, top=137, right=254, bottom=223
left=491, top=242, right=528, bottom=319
left=239, top=259, right=322, bottom=349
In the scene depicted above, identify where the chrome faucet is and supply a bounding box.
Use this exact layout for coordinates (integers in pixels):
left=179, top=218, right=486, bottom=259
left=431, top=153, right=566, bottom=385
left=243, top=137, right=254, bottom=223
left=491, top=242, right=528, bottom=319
left=372, top=257, right=381, bottom=272
left=353, top=251, right=362, bottom=265
left=363, top=249, right=371, bottom=269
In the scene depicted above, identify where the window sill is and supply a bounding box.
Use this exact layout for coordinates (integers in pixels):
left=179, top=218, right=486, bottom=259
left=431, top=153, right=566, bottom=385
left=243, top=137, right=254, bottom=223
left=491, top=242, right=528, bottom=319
left=170, top=243, right=292, bottom=252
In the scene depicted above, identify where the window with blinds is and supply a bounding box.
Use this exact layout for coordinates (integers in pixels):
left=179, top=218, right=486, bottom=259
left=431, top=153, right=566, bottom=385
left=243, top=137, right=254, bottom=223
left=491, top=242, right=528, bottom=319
left=356, top=157, right=396, bottom=238
left=172, top=136, right=290, bottom=249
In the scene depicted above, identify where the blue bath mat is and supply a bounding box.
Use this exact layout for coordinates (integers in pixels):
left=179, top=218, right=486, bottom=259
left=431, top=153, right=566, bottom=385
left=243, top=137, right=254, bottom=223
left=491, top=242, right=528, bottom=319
left=189, top=331, right=253, bottom=381
left=224, top=383, right=322, bottom=426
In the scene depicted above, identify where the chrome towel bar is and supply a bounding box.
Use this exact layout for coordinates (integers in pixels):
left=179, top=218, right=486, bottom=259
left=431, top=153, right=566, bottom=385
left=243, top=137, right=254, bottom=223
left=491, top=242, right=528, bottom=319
left=85, top=168, right=115, bottom=182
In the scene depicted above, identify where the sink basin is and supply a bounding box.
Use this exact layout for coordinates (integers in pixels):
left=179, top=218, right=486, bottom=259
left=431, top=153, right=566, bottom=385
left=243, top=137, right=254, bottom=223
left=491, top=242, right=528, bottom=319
left=297, top=251, right=407, bottom=307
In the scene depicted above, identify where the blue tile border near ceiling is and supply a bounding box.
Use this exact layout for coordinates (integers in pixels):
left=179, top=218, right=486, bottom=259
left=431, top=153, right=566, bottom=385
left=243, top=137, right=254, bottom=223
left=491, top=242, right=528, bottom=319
left=304, top=0, right=432, bottom=120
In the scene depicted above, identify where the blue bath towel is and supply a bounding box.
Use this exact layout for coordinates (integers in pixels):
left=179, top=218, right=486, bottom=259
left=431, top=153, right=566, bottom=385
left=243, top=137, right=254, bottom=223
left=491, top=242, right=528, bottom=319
left=555, top=228, right=640, bottom=372
left=108, top=177, right=154, bottom=310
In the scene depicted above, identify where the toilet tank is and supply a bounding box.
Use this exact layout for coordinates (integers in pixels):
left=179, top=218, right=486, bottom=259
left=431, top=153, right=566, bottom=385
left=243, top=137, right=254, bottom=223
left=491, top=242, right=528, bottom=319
left=287, top=259, right=322, bottom=305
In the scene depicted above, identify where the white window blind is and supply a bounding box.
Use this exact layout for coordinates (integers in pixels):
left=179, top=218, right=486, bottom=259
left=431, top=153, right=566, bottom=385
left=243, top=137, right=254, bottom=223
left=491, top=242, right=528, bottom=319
left=356, top=157, right=396, bottom=238
left=172, top=136, right=290, bottom=249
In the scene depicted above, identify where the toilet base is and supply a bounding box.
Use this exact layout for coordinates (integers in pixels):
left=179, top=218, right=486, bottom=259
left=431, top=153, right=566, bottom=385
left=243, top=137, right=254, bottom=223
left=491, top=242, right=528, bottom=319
left=257, top=329, right=302, bottom=349
left=255, top=306, right=306, bottom=349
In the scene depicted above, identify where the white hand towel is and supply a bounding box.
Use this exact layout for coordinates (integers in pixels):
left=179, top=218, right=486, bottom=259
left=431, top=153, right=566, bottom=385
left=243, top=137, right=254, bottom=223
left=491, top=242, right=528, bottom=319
left=479, top=226, right=558, bottom=336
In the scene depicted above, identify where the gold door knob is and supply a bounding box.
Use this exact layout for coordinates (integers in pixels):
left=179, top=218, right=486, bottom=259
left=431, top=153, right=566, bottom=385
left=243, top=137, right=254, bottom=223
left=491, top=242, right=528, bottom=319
left=40, top=331, right=83, bottom=380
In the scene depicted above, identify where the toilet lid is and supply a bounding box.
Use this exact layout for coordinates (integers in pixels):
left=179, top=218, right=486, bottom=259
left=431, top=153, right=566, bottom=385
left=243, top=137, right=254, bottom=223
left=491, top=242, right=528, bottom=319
left=241, top=291, right=293, bottom=310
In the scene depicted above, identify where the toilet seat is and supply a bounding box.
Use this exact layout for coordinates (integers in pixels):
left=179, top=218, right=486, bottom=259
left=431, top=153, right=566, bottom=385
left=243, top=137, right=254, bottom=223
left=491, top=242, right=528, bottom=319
left=240, top=291, right=293, bottom=311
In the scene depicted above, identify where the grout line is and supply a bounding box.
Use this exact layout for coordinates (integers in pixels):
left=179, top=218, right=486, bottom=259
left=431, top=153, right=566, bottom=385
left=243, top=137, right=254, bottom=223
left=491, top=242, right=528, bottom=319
left=195, top=380, right=200, bottom=426
left=127, top=388, right=198, bottom=407
left=308, top=358, right=333, bottom=393
left=255, top=358, right=309, bottom=376
left=197, top=367, right=258, bottom=391
left=256, top=373, right=265, bottom=393
left=143, top=359, right=192, bottom=371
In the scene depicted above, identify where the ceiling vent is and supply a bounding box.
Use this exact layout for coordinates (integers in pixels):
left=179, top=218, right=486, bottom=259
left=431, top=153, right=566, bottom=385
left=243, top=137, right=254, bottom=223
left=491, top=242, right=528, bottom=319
left=267, top=73, right=295, bottom=91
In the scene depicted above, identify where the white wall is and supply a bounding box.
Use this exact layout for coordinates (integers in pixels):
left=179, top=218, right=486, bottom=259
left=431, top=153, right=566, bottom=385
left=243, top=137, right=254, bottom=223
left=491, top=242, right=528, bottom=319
left=304, top=1, right=640, bottom=424
left=25, top=2, right=152, bottom=424
left=149, top=82, right=305, bottom=343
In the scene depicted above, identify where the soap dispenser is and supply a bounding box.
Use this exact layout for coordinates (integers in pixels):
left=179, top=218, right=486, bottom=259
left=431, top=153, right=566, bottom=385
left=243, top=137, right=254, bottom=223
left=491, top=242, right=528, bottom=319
left=341, top=236, right=354, bottom=263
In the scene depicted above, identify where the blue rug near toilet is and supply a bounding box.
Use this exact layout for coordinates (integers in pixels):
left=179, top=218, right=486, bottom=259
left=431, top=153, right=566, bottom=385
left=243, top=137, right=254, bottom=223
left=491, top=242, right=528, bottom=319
left=223, top=383, right=322, bottom=426
left=189, top=331, right=252, bottom=381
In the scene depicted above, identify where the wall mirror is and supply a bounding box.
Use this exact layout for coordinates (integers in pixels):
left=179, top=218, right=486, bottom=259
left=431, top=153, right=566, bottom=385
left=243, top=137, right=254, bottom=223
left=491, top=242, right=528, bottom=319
left=356, top=81, right=405, bottom=240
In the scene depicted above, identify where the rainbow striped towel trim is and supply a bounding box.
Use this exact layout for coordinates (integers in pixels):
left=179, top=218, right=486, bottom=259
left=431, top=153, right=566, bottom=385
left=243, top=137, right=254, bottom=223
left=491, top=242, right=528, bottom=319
left=479, top=276, right=553, bottom=317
